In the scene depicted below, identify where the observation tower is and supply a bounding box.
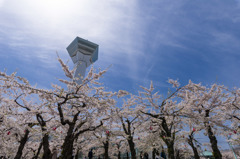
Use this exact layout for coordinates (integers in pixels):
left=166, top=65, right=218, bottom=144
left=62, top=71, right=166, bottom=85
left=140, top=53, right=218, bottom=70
left=66, top=37, right=99, bottom=84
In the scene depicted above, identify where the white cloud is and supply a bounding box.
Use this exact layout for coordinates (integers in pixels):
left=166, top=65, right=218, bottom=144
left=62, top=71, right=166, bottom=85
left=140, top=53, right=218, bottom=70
left=0, top=0, right=146, bottom=76
left=0, top=0, right=140, bottom=50
left=210, top=31, right=240, bottom=53
left=2, top=0, right=239, bottom=90
left=0, top=0, right=4, bottom=8
left=0, top=0, right=194, bottom=85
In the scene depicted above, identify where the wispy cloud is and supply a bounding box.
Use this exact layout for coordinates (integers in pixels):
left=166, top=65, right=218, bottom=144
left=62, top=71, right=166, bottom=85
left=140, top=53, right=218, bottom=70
left=0, top=0, right=4, bottom=8
left=1, top=0, right=240, bottom=91
left=0, top=0, right=145, bottom=75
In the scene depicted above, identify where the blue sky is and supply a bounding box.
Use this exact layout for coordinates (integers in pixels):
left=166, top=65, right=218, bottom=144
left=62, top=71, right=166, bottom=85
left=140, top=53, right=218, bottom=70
left=1, top=0, right=240, bottom=92
left=0, top=0, right=240, bottom=150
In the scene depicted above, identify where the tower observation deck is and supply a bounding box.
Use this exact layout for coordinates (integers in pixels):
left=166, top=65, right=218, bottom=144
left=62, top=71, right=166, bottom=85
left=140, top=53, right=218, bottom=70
left=66, top=37, right=99, bottom=84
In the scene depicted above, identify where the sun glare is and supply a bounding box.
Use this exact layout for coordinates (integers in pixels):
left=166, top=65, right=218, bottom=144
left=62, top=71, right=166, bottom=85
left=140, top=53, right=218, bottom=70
left=18, top=0, right=92, bottom=29
left=34, top=0, right=75, bottom=18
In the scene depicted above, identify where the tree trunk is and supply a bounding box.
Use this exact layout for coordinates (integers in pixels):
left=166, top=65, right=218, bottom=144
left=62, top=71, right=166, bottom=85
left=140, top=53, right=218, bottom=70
left=152, top=148, right=156, bottom=159
left=75, top=149, right=80, bottom=159
left=188, top=136, right=200, bottom=159
left=204, top=110, right=222, bottom=159
left=206, top=125, right=222, bottom=159
left=190, top=144, right=199, bottom=159
left=166, top=142, right=175, bottom=159
left=175, top=149, right=181, bottom=159
left=61, top=136, right=74, bottom=159
left=104, top=141, right=109, bottom=159
left=127, top=138, right=136, bottom=159
left=60, top=125, right=75, bottom=159
left=32, top=141, right=43, bottom=159
left=14, top=129, right=29, bottom=159
left=160, top=117, right=175, bottom=159
left=116, top=143, right=121, bottom=159
left=36, top=114, right=52, bottom=159
left=118, top=151, right=121, bottom=159
left=42, top=134, right=52, bottom=159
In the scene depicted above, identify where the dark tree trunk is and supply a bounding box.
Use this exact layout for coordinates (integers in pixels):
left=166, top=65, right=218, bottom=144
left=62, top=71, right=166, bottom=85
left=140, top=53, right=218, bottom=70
left=103, top=141, right=109, bottom=159
left=190, top=144, right=199, bottom=159
left=205, top=110, right=222, bottom=159
left=127, top=138, right=136, bottom=159
left=152, top=148, right=156, bottom=159
left=61, top=137, right=74, bottom=159
left=32, top=141, right=43, bottom=159
left=14, top=129, right=30, bottom=159
left=192, top=146, right=200, bottom=159
left=36, top=114, right=52, bottom=159
left=42, top=134, right=52, bottom=159
left=75, top=149, right=79, bottom=159
left=116, top=142, right=121, bottom=159
left=159, top=117, right=175, bottom=159
left=206, top=125, right=222, bottom=159
left=161, top=135, right=175, bottom=159
left=187, top=135, right=200, bottom=159
left=118, top=151, right=121, bottom=159
left=60, top=125, right=75, bottom=159
left=166, top=142, right=175, bottom=159
left=139, top=152, right=143, bottom=159
left=175, top=149, right=181, bottom=159
left=126, top=152, right=129, bottom=159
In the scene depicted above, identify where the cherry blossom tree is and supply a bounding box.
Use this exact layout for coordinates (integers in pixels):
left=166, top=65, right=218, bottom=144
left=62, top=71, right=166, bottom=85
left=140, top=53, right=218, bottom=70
left=112, top=92, right=143, bottom=159
left=137, top=80, right=186, bottom=159
left=113, top=138, right=126, bottom=159
left=0, top=72, right=51, bottom=158
left=1, top=56, right=240, bottom=159
left=179, top=82, right=236, bottom=159
left=186, top=129, right=200, bottom=159
left=0, top=57, right=116, bottom=159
